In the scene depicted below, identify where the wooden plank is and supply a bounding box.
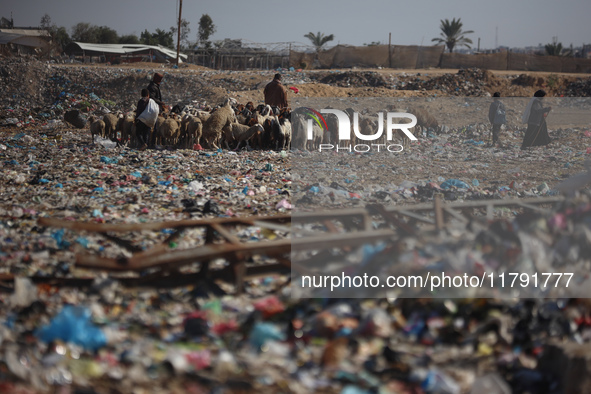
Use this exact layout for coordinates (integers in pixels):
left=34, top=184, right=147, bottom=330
left=210, top=223, right=242, bottom=244
left=75, top=229, right=394, bottom=272
left=38, top=214, right=292, bottom=233
left=443, top=207, right=469, bottom=223
left=251, top=220, right=292, bottom=233
left=517, top=202, right=551, bottom=213
left=396, top=209, right=435, bottom=224
left=434, top=195, right=444, bottom=230
left=366, top=204, right=416, bottom=236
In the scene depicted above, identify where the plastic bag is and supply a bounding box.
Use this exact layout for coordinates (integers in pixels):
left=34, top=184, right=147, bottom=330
left=137, top=98, right=159, bottom=128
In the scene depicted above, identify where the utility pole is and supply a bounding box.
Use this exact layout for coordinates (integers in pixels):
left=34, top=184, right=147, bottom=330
left=388, top=32, right=392, bottom=68
left=176, top=0, right=182, bottom=66
left=495, top=26, right=498, bottom=49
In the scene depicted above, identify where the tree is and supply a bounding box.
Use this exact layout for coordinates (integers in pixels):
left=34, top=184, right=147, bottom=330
left=40, top=13, right=52, bottom=31
left=140, top=29, right=174, bottom=48
left=304, top=32, right=334, bottom=53
left=198, top=14, right=216, bottom=49
left=154, top=28, right=174, bottom=48
left=52, top=26, right=72, bottom=49
left=39, top=14, right=71, bottom=53
left=545, top=42, right=563, bottom=56
left=545, top=38, right=573, bottom=57
left=431, top=18, right=473, bottom=53
left=96, top=26, right=119, bottom=44
left=170, top=18, right=191, bottom=49
left=119, top=34, right=140, bottom=44
left=71, top=22, right=99, bottom=43
left=140, top=29, right=157, bottom=46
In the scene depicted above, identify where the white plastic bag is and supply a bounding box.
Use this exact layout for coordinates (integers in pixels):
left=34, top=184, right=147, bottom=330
left=137, top=98, right=159, bottom=128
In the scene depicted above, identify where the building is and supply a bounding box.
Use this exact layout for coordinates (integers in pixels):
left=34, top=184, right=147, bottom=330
left=64, top=42, right=188, bottom=64
left=0, top=28, right=51, bottom=55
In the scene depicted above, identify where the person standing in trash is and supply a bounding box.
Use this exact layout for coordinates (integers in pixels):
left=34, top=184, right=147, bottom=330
left=147, top=73, right=166, bottom=112
left=521, top=90, right=552, bottom=150
left=135, top=88, right=158, bottom=151
left=264, top=73, right=288, bottom=109
left=488, top=92, right=506, bottom=147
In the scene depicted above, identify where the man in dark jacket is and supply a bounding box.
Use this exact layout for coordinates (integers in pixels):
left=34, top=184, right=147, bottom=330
left=147, top=73, right=166, bottom=111
left=264, top=73, right=288, bottom=109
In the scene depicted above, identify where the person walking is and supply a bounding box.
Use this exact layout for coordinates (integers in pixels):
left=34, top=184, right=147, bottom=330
left=521, top=90, right=552, bottom=150
left=488, top=92, right=506, bottom=146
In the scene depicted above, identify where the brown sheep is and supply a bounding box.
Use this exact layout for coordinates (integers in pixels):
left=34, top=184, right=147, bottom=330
left=116, top=113, right=135, bottom=146
left=201, top=98, right=237, bottom=150
left=409, top=106, right=438, bottom=134
left=88, top=115, right=106, bottom=144
left=150, top=115, right=166, bottom=146
left=387, top=110, right=416, bottom=150
left=103, top=113, right=119, bottom=140
left=222, top=122, right=264, bottom=151
left=182, top=116, right=203, bottom=149
left=157, top=117, right=181, bottom=146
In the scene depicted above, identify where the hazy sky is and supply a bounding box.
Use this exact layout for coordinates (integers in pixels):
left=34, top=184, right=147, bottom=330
left=4, top=0, right=591, bottom=50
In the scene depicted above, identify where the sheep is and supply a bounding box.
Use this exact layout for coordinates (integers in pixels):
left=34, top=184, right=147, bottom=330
left=180, top=114, right=193, bottom=136
left=180, top=116, right=203, bottom=149
left=411, top=106, right=439, bottom=134
left=201, top=98, right=237, bottom=150
left=88, top=115, right=106, bottom=144
left=269, top=116, right=292, bottom=151
left=116, top=113, right=135, bottom=146
left=150, top=115, right=166, bottom=146
left=222, top=122, right=264, bottom=151
left=194, top=110, right=211, bottom=123
left=291, top=115, right=322, bottom=151
left=103, top=113, right=119, bottom=140
left=387, top=109, right=416, bottom=150
left=246, top=106, right=276, bottom=149
left=321, top=111, right=339, bottom=146
left=157, top=116, right=181, bottom=146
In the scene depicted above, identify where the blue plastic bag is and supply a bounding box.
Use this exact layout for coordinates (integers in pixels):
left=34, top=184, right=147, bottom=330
left=36, top=306, right=107, bottom=351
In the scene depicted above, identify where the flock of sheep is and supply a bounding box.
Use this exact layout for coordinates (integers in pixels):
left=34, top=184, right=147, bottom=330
left=87, top=99, right=438, bottom=152
left=88, top=98, right=292, bottom=151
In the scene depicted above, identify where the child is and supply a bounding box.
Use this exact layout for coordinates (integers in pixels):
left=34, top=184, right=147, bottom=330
left=488, top=92, right=506, bottom=146
left=135, top=88, right=157, bottom=150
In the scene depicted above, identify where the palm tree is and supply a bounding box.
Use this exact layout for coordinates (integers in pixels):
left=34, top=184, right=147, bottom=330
left=431, top=18, right=473, bottom=53
left=545, top=42, right=563, bottom=56
left=304, top=32, right=334, bottom=53
left=545, top=41, right=572, bottom=57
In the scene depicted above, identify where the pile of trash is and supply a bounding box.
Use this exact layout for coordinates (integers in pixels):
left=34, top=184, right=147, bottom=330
left=398, top=69, right=495, bottom=96
left=560, top=77, right=591, bottom=97
left=313, top=72, right=390, bottom=88
left=3, top=60, right=591, bottom=392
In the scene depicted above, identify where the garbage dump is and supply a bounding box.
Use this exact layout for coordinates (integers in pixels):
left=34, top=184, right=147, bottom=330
left=1, top=59, right=591, bottom=392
